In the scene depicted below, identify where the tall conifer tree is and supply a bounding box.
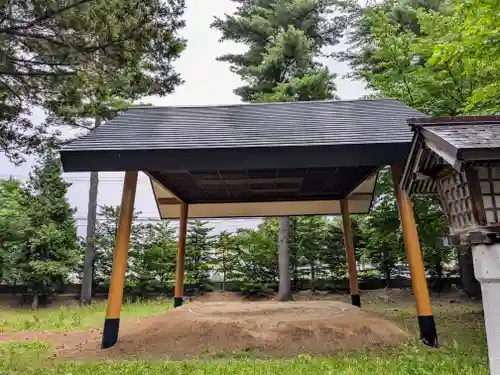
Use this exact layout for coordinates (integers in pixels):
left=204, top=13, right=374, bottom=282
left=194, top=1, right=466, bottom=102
left=213, top=0, right=341, bottom=300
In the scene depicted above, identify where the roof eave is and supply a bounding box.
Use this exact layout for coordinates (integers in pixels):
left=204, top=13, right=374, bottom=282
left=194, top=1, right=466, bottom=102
left=399, top=131, right=422, bottom=192
left=408, top=115, right=500, bottom=127
left=60, top=142, right=412, bottom=173
left=459, top=147, right=500, bottom=163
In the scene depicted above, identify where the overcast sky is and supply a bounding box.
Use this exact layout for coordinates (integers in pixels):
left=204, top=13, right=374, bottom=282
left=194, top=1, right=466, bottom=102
left=1, top=0, right=367, bottom=237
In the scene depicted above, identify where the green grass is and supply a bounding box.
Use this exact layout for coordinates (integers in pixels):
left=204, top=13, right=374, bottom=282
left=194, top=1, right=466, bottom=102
left=0, top=298, right=172, bottom=333
left=0, top=296, right=489, bottom=375
left=0, top=341, right=488, bottom=375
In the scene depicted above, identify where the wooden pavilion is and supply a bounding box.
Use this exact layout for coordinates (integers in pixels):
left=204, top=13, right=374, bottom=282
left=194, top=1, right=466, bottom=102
left=60, top=98, right=437, bottom=350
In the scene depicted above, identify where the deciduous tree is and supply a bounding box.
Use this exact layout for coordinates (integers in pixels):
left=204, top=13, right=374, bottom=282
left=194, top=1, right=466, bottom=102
left=337, top=0, right=478, bottom=290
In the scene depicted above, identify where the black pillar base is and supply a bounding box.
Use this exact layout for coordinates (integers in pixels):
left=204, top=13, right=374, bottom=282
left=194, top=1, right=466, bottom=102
left=418, top=315, right=438, bottom=348
left=174, top=297, right=183, bottom=308
left=101, top=318, right=120, bottom=349
left=351, top=294, right=361, bottom=307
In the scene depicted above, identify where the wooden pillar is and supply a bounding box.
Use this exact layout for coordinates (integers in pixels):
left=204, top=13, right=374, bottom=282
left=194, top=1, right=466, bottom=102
left=102, top=171, right=138, bottom=349
left=391, top=165, right=438, bottom=347
left=340, top=199, right=361, bottom=307
left=174, top=202, right=189, bottom=307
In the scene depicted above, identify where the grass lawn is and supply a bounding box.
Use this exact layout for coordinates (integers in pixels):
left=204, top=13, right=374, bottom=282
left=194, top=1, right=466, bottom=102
left=0, top=294, right=489, bottom=375
left=0, top=298, right=172, bottom=333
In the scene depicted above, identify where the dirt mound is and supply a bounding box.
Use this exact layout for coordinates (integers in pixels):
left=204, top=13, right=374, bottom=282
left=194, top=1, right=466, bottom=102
left=45, top=301, right=408, bottom=361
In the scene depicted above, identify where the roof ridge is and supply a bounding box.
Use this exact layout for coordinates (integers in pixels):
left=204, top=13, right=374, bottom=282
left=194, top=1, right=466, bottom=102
left=408, top=115, right=500, bottom=127
left=128, top=98, right=399, bottom=110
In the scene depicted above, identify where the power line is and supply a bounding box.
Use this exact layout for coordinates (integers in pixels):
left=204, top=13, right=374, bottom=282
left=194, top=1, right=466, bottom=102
left=75, top=217, right=162, bottom=222
left=73, top=216, right=259, bottom=222
left=0, top=172, right=151, bottom=180
left=74, top=218, right=260, bottom=223
left=0, top=174, right=152, bottom=185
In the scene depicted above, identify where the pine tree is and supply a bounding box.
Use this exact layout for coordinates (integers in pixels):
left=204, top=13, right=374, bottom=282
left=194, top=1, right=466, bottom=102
left=93, top=205, right=142, bottom=288
left=134, top=221, right=178, bottom=294
left=185, top=220, right=215, bottom=290
left=213, top=0, right=340, bottom=300
left=322, top=218, right=347, bottom=290
left=6, top=150, right=80, bottom=308
left=293, top=216, right=327, bottom=292
left=360, top=169, right=404, bottom=287
left=0, top=179, right=29, bottom=282
left=214, top=231, right=239, bottom=291
left=213, top=0, right=340, bottom=103
left=0, top=0, right=186, bottom=163
left=232, top=224, right=279, bottom=295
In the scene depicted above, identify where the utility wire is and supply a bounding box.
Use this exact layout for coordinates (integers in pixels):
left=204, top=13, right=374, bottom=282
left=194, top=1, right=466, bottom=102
left=0, top=174, right=151, bottom=184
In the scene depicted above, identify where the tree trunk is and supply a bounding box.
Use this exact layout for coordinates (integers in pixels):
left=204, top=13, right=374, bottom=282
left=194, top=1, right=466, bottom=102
left=32, top=294, right=39, bottom=309
left=292, top=263, right=299, bottom=292
left=382, top=248, right=391, bottom=288
left=310, top=262, right=316, bottom=292
left=459, top=247, right=482, bottom=298
left=331, top=266, right=336, bottom=291
left=81, top=116, right=101, bottom=306
left=385, top=267, right=391, bottom=288
left=277, top=216, right=293, bottom=301
left=434, top=260, right=444, bottom=293
left=289, top=222, right=298, bottom=292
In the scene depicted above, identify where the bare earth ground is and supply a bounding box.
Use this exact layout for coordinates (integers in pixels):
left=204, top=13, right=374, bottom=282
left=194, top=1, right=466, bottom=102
left=0, top=289, right=477, bottom=361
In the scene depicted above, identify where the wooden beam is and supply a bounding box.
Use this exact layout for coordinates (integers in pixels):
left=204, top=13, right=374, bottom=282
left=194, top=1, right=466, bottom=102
left=340, top=199, right=360, bottom=307
left=102, top=171, right=138, bottom=349
left=174, top=202, right=189, bottom=307
left=157, top=197, right=182, bottom=205
left=197, top=177, right=304, bottom=185
left=391, top=165, right=438, bottom=348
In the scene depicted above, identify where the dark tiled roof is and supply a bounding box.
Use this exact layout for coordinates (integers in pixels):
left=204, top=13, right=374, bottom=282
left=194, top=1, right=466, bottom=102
left=401, top=116, right=500, bottom=195
left=423, top=123, right=500, bottom=149
left=63, top=99, right=423, bottom=151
